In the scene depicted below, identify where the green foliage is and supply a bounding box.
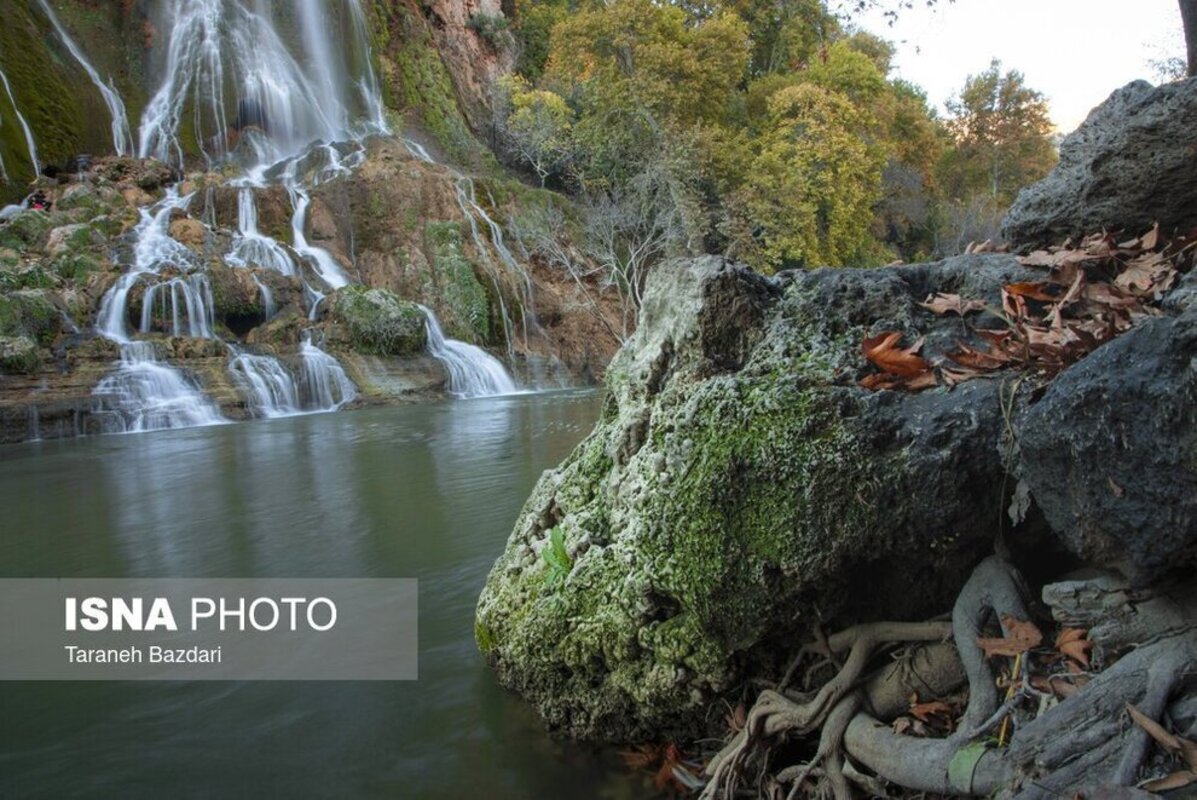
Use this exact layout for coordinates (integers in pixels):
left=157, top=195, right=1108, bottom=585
left=939, top=59, right=1057, bottom=207
left=541, top=526, right=573, bottom=587
left=503, top=0, right=1058, bottom=269
left=467, top=13, right=512, bottom=51
left=737, top=83, right=885, bottom=270
left=425, top=221, right=493, bottom=343
left=498, top=75, right=574, bottom=186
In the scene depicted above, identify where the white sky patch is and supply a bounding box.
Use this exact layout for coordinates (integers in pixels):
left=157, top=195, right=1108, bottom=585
left=852, top=0, right=1184, bottom=133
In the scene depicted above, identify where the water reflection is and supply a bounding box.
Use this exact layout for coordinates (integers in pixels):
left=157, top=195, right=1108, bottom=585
left=0, top=390, right=649, bottom=799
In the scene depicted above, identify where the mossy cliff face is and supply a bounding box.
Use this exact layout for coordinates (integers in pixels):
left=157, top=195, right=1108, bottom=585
left=476, top=254, right=1045, bottom=741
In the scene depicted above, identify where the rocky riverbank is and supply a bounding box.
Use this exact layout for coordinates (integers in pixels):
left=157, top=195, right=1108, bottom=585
left=476, top=78, right=1197, bottom=794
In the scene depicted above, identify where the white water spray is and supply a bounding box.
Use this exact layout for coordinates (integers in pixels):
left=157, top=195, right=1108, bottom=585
left=0, top=68, right=40, bottom=177
left=418, top=305, right=517, bottom=399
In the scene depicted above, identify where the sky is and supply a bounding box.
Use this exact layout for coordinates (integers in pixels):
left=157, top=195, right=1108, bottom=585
left=852, top=0, right=1184, bottom=132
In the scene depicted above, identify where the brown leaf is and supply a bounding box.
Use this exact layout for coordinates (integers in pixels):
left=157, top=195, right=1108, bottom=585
left=919, top=293, right=986, bottom=316
left=977, top=615, right=1043, bottom=659
left=1127, top=703, right=1182, bottom=752
left=726, top=703, right=747, bottom=732
left=910, top=699, right=954, bottom=724
left=947, top=343, right=1011, bottom=371
left=1142, top=770, right=1197, bottom=792
left=1107, top=477, right=1124, bottom=499
left=862, top=332, right=930, bottom=377
left=1141, top=222, right=1161, bottom=251
left=1055, top=627, right=1093, bottom=668
left=1018, top=250, right=1058, bottom=268
left=1005, top=282, right=1063, bottom=302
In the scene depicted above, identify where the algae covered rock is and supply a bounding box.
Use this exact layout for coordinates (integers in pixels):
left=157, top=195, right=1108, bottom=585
left=476, top=255, right=1041, bottom=741
left=328, top=285, right=427, bottom=356
left=0, top=335, right=39, bottom=373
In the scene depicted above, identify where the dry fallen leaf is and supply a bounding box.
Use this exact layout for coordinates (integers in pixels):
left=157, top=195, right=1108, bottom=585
left=862, top=332, right=930, bottom=377
left=1107, top=477, right=1125, bottom=499
left=977, top=615, right=1044, bottom=659
left=919, top=293, right=987, bottom=316
left=1005, top=282, right=1063, bottom=302
left=1141, top=221, right=1161, bottom=251
left=1142, top=770, right=1197, bottom=792
left=1055, top=628, right=1093, bottom=668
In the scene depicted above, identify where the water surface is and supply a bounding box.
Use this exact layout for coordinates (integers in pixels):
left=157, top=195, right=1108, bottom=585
left=0, top=391, right=648, bottom=799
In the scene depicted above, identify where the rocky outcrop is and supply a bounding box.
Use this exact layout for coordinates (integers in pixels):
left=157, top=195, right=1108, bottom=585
left=1003, top=77, right=1197, bottom=248
left=1019, top=307, right=1197, bottom=582
left=327, top=286, right=427, bottom=356
left=476, top=254, right=1052, bottom=741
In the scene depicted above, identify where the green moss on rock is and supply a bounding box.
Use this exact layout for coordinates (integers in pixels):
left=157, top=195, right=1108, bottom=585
left=0, top=289, right=59, bottom=345
left=330, top=285, right=427, bottom=356
left=0, top=211, right=53, bottom=251
left=425, top=221, right=492, bottom=343
left=476, top=255, right=1024, bottom=741
left=0, top=334, right=39, bottom=373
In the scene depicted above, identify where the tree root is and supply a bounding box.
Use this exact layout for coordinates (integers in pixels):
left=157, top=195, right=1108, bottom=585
left=699, top=558, right=1197, bottom=798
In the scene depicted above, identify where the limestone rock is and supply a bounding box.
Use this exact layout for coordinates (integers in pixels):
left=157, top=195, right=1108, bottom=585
left=0, top=335, right=39, bottom=374
left=1003, top=77, right=1197, bottom=249
left=1019, top=306, right=1197, bottom=582
left=327, top=286, right=427, bottom=356
left=476, top=254, right=1042, bottom=741
left=169, top=218, right=207, bottom=250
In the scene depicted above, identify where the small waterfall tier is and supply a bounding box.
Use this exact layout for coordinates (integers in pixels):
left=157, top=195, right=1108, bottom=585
left=418, top=306, right=517, bottom=399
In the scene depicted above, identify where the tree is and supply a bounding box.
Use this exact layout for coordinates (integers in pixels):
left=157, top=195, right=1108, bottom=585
left=737, top=83, right=887, bottom=269
left=939, top=60, right=1055, bottom=207
left=498, top=75, right=574, bottom=187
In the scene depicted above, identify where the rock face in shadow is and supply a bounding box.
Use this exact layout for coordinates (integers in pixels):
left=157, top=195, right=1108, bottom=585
left=1003, top=77, right=1197, bottom=249
left=1019, top=307, right=1197, bottom=583
left=476, top=254, right=1049, bottom=741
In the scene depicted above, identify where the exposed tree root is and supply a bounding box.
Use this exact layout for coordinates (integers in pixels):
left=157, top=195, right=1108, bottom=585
left=698, top=559, right=1197, bottom=799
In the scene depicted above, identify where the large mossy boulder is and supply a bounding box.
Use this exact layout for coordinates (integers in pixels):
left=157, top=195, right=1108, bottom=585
left=476, top=255, right=1044, bottom=741
left=328, top=285, right=427, bottom=356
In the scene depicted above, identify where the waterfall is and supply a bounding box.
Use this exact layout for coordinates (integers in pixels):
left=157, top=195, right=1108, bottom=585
left=138, top=0, right=386, bottom=166
left=229, top=349, right=300, bottom=417
left=93, top=190, right=227, bottom=433
left=0, top=68, right=40, bottom=176
left=251, top=275, right=277, bottom=320
left=35, top=0, right=133, bottom=156
left=418, top=305, right=517, bottom=399
left=226, top=188, right=297, bottom=276
left=401, top=138, right=538, bottom=358
left=96, top=189, right=199, bottom=341
left=93, top=342, right=226, bottom=433
left=299, top=338, right=357, bottom=410
left=287, top=185, right=350, bottom=289
left=139, top=274, right=216, bottom=338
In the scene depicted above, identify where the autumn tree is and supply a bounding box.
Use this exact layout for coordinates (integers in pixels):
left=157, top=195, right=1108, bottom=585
left=497, top=75, right=574, bottom=186
left=938, top=60, right=1055, bottom=207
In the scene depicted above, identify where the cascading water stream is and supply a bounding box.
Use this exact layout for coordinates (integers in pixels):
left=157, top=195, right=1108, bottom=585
left=298, top=337, right=357, bottom=410
left=35, top=0, right=133, bottom=156
left=226, top=188, right=296, bottom=277
left=418, top=305, right=517, bottom=399
left=0, top=68, right=40, bottom=177
left=92, top=189, right=226, bottom=432
left=401, top=138, right=541, bottom=359
left=228, top=347, right=300, bottom=417
left=138, top=0, right=387, bottom=166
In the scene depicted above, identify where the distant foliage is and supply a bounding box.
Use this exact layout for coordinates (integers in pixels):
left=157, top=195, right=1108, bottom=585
left=497, top=0, right=1060, bottom=283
